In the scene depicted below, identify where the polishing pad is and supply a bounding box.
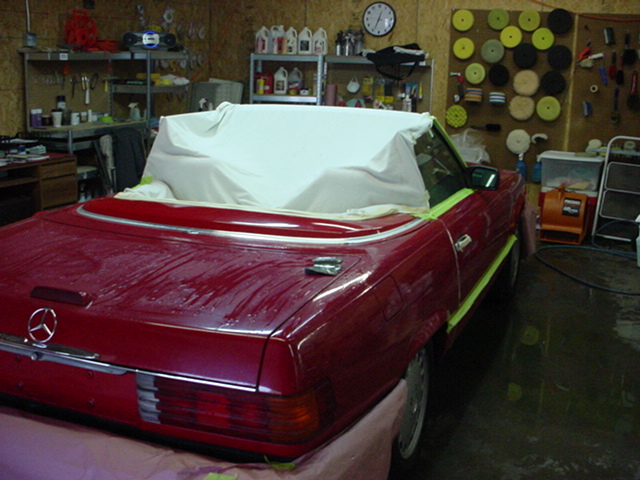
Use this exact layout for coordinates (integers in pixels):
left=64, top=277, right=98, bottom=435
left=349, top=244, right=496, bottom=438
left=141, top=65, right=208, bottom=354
left=513, top=43, right=538, bottom=68
left=488, top=8, right=510, bottom=31
left=532, top=27, right=555, bottom=50
left=506, top=129, right=531, bottom=154
left=501, top=25, right=523, bottom=48
left=513, top=69, right=540, bottom=96
left=481, top=39, right=505, bottom=63
left=540, top=70, right=566, bottom=95
left=547, top=45, right=572, bottom=70
left=548, top=8, right=573, bottom=34
left=445, top=104, right=468, bottom=128
left=489, top=64, right=510, bottom=86
left=452, top=9, right=475, bottom=32
left=536, top=96, right=562, bottom=121
left=509, top=95, right=535, bottom=121
left=453, top=37, right=475, bottom=60
left=465, top=63, right=486, bottom=85
left=518, top=10, right=541, bottom=32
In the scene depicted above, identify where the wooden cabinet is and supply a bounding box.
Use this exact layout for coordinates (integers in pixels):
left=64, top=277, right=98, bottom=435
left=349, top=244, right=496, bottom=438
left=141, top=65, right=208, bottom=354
left=0, top=154, right=77, bottom=224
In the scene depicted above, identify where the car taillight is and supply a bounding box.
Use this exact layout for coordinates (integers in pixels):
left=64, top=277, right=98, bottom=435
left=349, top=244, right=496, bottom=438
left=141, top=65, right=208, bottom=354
left=136, top=373, right=335, bottom=445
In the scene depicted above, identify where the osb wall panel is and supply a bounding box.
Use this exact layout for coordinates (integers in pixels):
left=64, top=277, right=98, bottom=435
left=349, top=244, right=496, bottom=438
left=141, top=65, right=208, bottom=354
left=0, top=0, right=211, bottom=134
left=1, top=0, right=638, bottom=149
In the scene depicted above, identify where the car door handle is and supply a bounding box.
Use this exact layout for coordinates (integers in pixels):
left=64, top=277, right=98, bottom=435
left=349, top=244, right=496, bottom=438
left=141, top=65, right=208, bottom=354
left=454, top=234, right=473, bottom=252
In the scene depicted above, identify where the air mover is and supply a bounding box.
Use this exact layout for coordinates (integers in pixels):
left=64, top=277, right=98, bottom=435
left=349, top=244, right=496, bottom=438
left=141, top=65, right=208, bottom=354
left=540, top=185, right=588, bottom=245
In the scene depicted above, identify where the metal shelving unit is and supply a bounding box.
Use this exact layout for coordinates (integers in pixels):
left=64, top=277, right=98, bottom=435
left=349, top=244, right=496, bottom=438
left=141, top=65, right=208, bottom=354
left=21, top=49, right=189, bottom=152
left=249, top=53, right=433, bottom=110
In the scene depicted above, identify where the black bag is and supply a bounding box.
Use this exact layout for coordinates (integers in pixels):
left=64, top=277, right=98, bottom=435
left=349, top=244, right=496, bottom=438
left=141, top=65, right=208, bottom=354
left=365, top=43, right=425, bottom=80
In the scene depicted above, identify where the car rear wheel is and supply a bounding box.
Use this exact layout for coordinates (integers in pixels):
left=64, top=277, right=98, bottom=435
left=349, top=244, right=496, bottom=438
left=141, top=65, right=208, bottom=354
left=391, top=345, right=431, bottom=474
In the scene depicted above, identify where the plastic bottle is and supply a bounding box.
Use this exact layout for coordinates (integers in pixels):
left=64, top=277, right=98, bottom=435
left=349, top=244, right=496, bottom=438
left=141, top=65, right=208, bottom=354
left=298, top=27, right=312, bottom=55
left=270, top=25, right=285, bottom=54
left=30, top=108, right=42, bottom=127
left=288, top=67, right=303, bottom=93
left=274, top=67, right=288, bottom=94
left=516, top=153, right=527, bottom=180
left=285, top=27, right=298, bottom=55
left=313, top=28, right=328, bottom=55
left=531, top=156, right=542, bottom=183
left=255, top=26, right=269, bottom=53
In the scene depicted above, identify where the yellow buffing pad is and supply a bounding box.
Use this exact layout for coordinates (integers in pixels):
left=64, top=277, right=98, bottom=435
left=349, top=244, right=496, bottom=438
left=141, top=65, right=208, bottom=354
left=465, top=63, right=486, bottom=85
left=488, top=8, right=509, bottom=31
left=536, top=96, right=562, bottom=121
left=452, top=9, right=474, bottom=32
left=453, top=37, right=475, bottom=60
left=500, top=25, right=523, bottom=48
left=509, top=95, right=535, bottom=121
left=518, top=10, right=541, bottom=32
left=513, top=69, right=540, bottom=96
left=445, top=104, right=468, bottom=128
left=532, top=27, right=555, bottom=50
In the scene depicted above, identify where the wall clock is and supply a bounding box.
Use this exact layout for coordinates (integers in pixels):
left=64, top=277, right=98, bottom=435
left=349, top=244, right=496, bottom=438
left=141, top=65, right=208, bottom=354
left=363, top=2, right=396, bottom=37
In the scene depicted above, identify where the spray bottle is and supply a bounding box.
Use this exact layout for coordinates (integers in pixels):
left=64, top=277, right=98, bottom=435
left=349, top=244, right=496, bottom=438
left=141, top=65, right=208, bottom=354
left=516, top=153, right=527, bottom=180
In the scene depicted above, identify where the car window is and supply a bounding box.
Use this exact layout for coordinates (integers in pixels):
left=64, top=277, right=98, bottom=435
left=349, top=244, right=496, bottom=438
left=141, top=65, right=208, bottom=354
left=414, top=129, right=467, bottom=207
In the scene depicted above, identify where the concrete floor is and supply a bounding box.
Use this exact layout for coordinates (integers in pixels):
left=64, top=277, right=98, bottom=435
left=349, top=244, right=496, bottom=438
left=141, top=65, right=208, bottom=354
left=408, top=244, right=640, bottom=480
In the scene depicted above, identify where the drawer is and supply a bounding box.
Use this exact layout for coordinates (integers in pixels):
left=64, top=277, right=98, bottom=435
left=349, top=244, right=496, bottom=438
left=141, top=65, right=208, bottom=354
left=40, top=160, right=77, bottom=179
left=41, top=176, right=77, bottom=209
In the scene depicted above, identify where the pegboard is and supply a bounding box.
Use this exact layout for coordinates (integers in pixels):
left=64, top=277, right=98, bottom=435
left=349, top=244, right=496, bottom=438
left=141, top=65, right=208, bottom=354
left=445, top=9, right=640, bottom=173
left=569, top=14, right=640, bottom=152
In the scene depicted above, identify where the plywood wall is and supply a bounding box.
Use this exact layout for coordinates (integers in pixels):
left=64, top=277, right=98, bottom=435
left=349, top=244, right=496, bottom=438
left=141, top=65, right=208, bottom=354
left=1, top=0, right=638, bottom=171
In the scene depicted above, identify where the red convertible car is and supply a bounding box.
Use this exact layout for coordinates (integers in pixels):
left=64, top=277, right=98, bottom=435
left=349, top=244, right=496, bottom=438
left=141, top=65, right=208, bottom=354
left=0, top=104, right=524, bottom=473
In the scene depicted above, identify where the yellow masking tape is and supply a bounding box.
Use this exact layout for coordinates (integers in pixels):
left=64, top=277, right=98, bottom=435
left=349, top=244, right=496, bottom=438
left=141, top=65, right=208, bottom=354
left=447, top=234, right=517, bottom=333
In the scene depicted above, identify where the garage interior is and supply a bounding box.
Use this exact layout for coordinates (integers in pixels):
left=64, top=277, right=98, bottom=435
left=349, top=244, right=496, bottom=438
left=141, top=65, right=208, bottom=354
left=0, top=1, right=639, bottom=479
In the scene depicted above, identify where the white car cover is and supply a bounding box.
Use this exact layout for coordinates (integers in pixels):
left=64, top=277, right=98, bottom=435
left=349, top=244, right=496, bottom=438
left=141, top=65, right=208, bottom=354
left=122, top=103, right=433, bottom=215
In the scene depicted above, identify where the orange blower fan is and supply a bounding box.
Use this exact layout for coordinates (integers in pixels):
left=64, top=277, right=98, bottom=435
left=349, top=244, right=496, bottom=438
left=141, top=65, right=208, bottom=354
left=540, top=184, right=588, bottom=245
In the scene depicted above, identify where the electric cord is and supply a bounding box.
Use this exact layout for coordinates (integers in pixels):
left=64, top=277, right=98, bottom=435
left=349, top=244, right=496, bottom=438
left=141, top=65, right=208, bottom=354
left=534, top=220, right=640, bottom=296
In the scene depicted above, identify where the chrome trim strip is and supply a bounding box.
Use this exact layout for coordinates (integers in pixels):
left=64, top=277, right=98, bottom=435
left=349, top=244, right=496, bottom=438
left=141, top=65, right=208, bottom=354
left=76, top=205, right=425, bottom=245
left=0, top=332, right=255, bottom=392
left=0, top=333, right=128, bottom=375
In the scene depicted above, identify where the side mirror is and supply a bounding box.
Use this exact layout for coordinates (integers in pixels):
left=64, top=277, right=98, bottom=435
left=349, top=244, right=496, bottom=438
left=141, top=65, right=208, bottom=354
left=467, top=165, right=500, bottom=190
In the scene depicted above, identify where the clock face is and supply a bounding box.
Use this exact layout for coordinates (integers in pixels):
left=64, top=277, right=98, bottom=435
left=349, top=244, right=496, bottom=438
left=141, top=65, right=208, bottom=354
left=363, top=2, right=396, bottom=37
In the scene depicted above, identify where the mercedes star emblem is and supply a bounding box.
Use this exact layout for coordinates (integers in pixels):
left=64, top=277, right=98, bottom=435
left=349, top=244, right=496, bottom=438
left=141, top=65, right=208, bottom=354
left=27, top=308, right=57, bottom=344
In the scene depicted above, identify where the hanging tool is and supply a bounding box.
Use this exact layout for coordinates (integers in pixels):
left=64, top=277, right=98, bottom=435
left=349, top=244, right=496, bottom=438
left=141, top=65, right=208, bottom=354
left=70, top=75, right=79, bottom=99
left=627, top=71, right=639, bottom=111
left=61, top=63, right=69, bottom=90
left=623, top=33, right=638, bottom=66
left=616, top=52, right=624, bottom=85
left=576, top=40, right=591, bottom=64
left=449, top=72, right=464, bottom=102
left=611, top=87, right=620, bottom=124
left=81, top=73, right=89, bottom=104
left=609, top=52, right=617, bottom=80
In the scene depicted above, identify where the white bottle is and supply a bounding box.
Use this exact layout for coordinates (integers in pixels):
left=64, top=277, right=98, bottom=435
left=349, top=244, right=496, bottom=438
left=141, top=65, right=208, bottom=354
left=270, top=25, right=285, bottom=54
left=285, top=27, right=298, bottom=54
left=298, top=27, right=312, bottom=55
left=255, top=26, right=269, bottom=53
left=288, top=67, right=303, bottom=92
left=313, top=28, right=328, bottom=55
left=274, top=67, right=288, bottom=94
